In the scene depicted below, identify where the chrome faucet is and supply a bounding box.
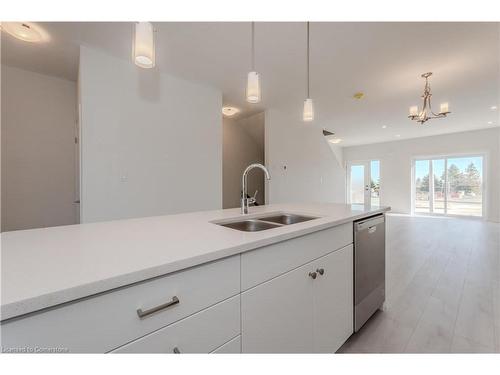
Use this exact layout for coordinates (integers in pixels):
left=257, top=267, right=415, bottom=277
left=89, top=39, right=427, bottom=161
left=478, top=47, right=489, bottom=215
left=241, top=163, right=271, bottom=214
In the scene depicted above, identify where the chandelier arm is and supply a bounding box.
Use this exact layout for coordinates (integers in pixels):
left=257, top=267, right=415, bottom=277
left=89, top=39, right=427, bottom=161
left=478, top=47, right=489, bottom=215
left=410, top=72, right=450, bottom=124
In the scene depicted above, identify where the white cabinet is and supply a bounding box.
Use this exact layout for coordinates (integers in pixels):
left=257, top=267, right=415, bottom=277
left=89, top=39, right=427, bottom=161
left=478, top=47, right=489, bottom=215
left=312, top=245, right=353, bottom=353
left=1, top=255, right=240, bottom=353
left=241, top=261, right=315, bottom=353
left=2, top=222, right=360, bottom=354
left=241, top=245, right=353, bottom=353
left=241, top=223, right=352, bottom=290
left=112, top=296, right=240, bottom=353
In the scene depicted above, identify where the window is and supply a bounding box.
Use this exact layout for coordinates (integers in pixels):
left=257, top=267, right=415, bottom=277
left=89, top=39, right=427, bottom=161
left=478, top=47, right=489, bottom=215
left=413, top=155, right=484, bottom=217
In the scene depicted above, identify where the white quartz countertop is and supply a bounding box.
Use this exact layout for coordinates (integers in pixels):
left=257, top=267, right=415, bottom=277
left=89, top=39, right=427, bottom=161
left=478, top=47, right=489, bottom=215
left=1, top=203, right=389, bottom=321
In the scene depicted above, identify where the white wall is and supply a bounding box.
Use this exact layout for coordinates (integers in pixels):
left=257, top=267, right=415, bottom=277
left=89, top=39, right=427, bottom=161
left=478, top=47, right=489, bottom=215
left=1, top=65, right=77, bottom=232
left=79, top=46, right=222, bottom=222
left=343, top=128, right=500, bottom=222
left=223, top=112, right=265, bottom=209
left=265, top=108, right=345, bottom=205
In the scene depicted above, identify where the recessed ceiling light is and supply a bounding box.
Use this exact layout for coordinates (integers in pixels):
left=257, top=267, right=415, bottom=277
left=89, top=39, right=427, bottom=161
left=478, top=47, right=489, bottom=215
left=395, top=134, right=401, bottom=138
left=222, top=106, right=241, bottom=117
left=0, top=22, right=48, bottom=43
left=490, top=106, right=497, bottom=110
left=487, top=121, right=493, bottom=125
left=382, top=125, right=387, bottom=129
left=328, top=138, right=342, bottom=144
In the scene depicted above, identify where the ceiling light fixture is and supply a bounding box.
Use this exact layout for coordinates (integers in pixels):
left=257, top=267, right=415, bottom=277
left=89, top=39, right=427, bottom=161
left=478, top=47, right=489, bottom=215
left=490, top=106, right=498, bottom=110
left=133, top=22, right=155, bottom=69
left=382, top=125, right=387, bottom=129
left=1, top=22, right=48, bottom=43
left=246, top=22, right=261, bottom=104
left=329, top=138, right=342, bottom=144
left=408, top=72, right=450, bottom=125
left=222, top=106, right=241, bottom=117
left=303, top=22, right=314, bottom=122
left=487, top=121, right=493, bottom=125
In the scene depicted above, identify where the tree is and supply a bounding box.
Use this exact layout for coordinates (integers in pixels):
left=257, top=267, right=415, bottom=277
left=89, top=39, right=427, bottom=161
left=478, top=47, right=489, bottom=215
left=420, top=174, right=441, bottom=193
left=447, top=164, right=463, bottom=193
left=370, top=178, right=380, bottom=192
left=420, top=174, right=429, bottom=192
left=463, top=162, right=481, bottom=194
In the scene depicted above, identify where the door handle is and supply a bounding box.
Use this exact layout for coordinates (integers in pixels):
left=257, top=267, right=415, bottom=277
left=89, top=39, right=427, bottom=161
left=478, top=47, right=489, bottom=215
left=137, top=296, right=180, bottom=318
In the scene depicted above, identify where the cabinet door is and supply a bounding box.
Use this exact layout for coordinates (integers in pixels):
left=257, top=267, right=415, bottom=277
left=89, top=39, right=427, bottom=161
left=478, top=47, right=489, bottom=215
left=241, top=262, right=314, bottom=353
left=211, top=336, right=241, bottom=353
left=312, top=245, right=353, bottom=353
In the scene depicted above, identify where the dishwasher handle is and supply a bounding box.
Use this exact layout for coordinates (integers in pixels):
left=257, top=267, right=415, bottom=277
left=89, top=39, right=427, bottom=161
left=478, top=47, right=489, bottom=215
left=355, top=215, right=385, bottom=232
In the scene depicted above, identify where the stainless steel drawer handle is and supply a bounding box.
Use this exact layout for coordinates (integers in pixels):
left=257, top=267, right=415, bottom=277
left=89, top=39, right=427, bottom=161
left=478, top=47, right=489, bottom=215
left=173, top=347, right=181, bottom=354
left=316, top=268, right=325, bottom=276
left=309, top=271, right=317, bottom=279
left=137, top=296, right=180, bottom=318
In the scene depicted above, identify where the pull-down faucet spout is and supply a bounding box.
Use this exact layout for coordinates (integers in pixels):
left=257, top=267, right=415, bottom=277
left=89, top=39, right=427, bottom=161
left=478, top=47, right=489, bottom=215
left=241, top=163, right=271, bottom=214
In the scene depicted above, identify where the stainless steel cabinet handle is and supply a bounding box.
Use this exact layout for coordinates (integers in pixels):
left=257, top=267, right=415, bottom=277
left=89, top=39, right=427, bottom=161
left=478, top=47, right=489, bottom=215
left=309, top=271, right=317, bottom=279
left=137, top=296, right=180, bottom=318
left=173, top=347, right=181, bottom=354
left=316, top=268, right=325, bottom=276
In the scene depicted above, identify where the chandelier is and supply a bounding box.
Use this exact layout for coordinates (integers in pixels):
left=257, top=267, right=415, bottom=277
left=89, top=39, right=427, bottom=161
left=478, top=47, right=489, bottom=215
left=408, top=72, right=451, bottom=124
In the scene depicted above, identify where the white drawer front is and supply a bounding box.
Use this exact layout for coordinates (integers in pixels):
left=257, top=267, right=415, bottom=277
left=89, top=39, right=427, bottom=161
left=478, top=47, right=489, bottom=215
left=241, top=223, right=352, bottom=290
left=112, top=296, right=240, bottom=353
left=211, top=335, right=241, bottom=353
left=1, top=255, right=240, bottom=353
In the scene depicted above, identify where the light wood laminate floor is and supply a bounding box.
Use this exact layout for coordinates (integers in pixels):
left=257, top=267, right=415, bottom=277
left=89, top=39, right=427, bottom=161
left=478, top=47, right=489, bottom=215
left=339, top=214, right=500, bottom=353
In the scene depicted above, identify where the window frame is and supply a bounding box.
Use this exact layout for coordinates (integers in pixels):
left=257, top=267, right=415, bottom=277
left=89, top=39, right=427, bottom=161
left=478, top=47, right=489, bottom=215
left=411, top=152, right=487, bottom=219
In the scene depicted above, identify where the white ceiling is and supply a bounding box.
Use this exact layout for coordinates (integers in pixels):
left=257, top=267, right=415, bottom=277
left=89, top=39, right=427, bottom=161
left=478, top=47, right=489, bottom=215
left=2, top=22, right=499, bottom=146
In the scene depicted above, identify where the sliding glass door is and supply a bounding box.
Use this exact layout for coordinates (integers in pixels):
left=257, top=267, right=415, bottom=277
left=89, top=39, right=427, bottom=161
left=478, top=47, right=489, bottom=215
left=413, top=155, right=484, bottom=217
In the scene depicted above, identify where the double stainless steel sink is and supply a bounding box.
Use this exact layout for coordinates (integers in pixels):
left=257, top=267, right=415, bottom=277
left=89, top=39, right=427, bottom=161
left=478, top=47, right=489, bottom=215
left=215, top=213, right=319, bottom=232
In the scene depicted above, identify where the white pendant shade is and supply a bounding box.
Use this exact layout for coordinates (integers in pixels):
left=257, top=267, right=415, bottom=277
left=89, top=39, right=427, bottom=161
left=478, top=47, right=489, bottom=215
left=303, top=98, right=314, bottom=122
left=134, top=22, right=155, bottom=69
left=246, top=71, right=261, bottom=103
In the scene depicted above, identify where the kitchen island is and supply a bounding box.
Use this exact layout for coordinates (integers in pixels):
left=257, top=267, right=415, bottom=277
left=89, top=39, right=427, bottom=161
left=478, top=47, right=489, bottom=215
left=1, top=203, right=389, bottom=353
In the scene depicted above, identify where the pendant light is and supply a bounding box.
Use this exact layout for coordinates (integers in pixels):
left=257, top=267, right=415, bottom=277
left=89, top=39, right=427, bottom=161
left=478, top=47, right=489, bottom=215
left=246, top=22, right=261, bottom=103
left=303, top=22, right=314, bottom=122
left=133, top=22, right=155, bottom=69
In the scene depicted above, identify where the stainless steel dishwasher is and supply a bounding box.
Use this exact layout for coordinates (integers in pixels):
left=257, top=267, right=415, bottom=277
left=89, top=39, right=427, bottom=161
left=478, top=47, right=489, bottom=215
left=353, top=214, right=385, bottom=332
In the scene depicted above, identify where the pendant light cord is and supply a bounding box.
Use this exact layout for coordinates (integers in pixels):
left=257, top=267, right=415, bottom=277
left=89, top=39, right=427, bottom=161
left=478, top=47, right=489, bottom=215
left=306, top=22, right=310, bottom=99
left=251, top=22, right=255, bottom=71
